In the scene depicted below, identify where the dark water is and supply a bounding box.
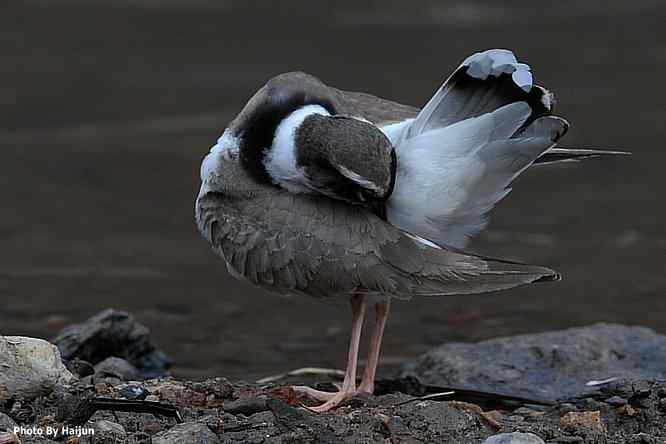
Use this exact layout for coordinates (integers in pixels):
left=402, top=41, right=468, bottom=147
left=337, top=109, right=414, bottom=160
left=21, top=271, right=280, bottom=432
left=1, top=1, right=664, bottom=381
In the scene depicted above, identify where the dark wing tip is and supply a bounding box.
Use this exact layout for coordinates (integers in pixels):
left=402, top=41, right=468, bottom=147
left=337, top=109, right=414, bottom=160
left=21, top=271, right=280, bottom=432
left=533, top=270, right=562, bottom=283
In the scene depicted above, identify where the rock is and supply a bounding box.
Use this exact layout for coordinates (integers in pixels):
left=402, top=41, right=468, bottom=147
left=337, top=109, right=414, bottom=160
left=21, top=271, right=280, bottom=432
left=0, top=413, right=17, bottom=432
left=152, top=422, right=220, bottom=444
left=401, top=323, right=666, bottom=400
left=560, top=410, right=607, bottom=443
left=187, top=378, right=234, bottom=401
left=94, top=420, right=125, bottom=434
left=65, top=358, right=95, bottom=378
left=146, top=380, right=207, bottom=407
left=0, top=432, right=20, bottom=444
left=79, top=420, right=126, bottom=444
left=482, top=432, right=546, bottom=444
left=605, top=395, right=627, bottom=406
left=52, top=309, right=172, bottom=379
left=118, top=383, right=150, bottom=400
left=223, top=396, right=268, bottom=415
left=94, top=357, right=140, bottom=381
left=0, top=336, right=76, bottom=401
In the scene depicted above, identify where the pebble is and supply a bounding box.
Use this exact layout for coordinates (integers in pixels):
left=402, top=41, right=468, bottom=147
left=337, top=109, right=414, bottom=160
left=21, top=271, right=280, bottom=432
left=93, top=420, right=126, bottom=436
left=223, top=397, right=268, bottom=416
left=94, top=357, right=140, bottom=381
left=119, top=384, right=150, bottom=400
left=0, top=432, right=20, bottom=444
left=152, top=422, right=220, bottom=444
left=65, top=358, right=95, bottom=378
left=143, top=422, right=163, bottom=434
left=482, top=432, right=546, bottom=444
left=0, top=413, right=18, bottom=432
left=579, top=398, right=602, bottom=410
left=605, top=395, right=627, bottom=406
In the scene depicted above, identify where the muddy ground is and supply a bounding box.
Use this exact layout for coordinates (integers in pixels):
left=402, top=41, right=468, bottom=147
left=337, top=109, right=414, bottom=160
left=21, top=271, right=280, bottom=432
left=2, top=375, right=666, bottom=443
left=3, top=312, right=666, bottom=443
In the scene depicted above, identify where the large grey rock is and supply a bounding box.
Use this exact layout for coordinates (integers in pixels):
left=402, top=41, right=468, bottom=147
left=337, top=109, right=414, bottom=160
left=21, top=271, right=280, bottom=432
left=401, top=323, right=666, bottom=400
left=152, top=422, right=220, bottom=444
left=0, top=336, right=75, bottom=401
left=483, top=432, right=545, bottom=444
left=52, top=309, right=171, bottom=379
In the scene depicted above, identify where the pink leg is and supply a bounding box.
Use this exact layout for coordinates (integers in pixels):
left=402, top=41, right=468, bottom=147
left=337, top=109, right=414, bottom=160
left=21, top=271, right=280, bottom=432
left=358, top=298, right=391, bottom=394
left=297, top=294, right=367, bottom=412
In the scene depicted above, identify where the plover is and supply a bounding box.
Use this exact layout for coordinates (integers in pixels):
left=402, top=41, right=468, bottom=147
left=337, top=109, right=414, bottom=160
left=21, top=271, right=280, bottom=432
left=196, top=49, right=625, bottom=412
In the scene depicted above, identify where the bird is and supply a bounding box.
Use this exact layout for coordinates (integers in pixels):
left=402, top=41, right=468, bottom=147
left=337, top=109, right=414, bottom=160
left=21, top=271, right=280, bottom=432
left=195, top=49, right=626, bottom=412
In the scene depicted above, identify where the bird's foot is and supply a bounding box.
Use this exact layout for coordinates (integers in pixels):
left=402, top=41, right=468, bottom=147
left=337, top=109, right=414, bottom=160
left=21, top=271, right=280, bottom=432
left=291, top=385, right=337, bottom=402
left=291, top=385, right=358, bottom=412
left=356, top=379, right=374, bottom=395
left=306, top=390, right=357, bottom=412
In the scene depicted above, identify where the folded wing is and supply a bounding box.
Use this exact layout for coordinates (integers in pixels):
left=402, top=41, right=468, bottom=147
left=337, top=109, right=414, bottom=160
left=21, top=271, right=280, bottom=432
left=196, top=157, right=559, bottom=300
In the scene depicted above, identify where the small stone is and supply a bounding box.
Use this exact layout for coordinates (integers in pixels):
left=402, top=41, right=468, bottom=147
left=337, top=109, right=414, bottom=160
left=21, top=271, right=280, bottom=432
left=200, top=415, right=224, bottom=435
left=145, top=395, right=160, bottom=402
left=143, top=423, right=163, bottom=434
left=66, top=358, right=95, bottom=378
left=152, top=422, right=220, bottom=444
left=191, top=377, right=234, bottom=399
left=482, top=432, right=546, bottom=444
left=560, top=411, right=607, bottom=440
left=77, top=420, right=126, bottom=444
left=580, top=398, right=602, bottom=410
left=94, top=420, right=125, bottom=435
left=223, top=397, right=268, bottom=416
left=118, top=384, right=149, bottom=400
left=659, top=398, right=666, bottom=410
left=94, top=357, right=140, bottom=381
left=0, top=413, right=17, bottom=432
left=629, top=388, right=652, bottom=408
left=9, top=401, right=33, bottom=424
left=630, top=433, right=656, bottom=444
left=618, top=404, right=637, bottom=416
left=0, top=432, right=20, bottom=444
left=605, top=395, right=627, bottom=406
left=557, top=403, right=577, bottom=414
left=103, top=376, right=122, bottom=386
left=151, top=380, right=206, bottom=406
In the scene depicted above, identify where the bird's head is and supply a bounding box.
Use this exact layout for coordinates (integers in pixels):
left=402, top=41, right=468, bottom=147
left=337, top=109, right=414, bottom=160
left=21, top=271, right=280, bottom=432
left=202, top=72, right=395, bottom=216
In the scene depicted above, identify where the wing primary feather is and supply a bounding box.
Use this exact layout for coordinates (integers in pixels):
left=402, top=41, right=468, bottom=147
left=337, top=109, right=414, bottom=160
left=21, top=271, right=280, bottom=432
left=534, top=147, right=631, bottom=165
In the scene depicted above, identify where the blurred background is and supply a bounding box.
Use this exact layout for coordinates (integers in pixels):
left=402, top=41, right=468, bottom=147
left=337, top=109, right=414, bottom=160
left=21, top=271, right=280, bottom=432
left=1, top=0, right=664, bottom=381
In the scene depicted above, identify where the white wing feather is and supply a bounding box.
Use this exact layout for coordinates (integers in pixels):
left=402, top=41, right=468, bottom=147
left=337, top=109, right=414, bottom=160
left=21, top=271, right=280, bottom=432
left=385, top=49, right=569, bottom=248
